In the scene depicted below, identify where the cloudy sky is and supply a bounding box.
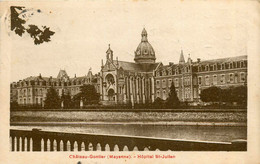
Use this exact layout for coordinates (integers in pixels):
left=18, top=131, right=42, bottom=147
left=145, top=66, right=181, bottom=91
left=5, top=0, right=259, bottom=82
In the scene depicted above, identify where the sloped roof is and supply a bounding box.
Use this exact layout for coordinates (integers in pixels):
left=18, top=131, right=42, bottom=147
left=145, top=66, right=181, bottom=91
left=57, top=69, right=69, bottom=79
left=114, top=60, right=160, bottom=72
left=197, top=55, right=247, bottom=65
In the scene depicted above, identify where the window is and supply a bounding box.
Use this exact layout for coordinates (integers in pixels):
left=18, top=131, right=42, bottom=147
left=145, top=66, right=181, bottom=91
left=163, top=90, right=166, bottom=100
left=221, top=64, right=225, bottom=70
left=205, top=65, right=209, bottom=71
left=168, top=79, right=172, bottom=87
left=175, top=69, right=178, bottom=74
left=156, top=80, right=160, bottom=88
left=230, top=63, right=233, bottom=69
left=213, top=65, right=217, bottom=71
left=213, top=75, right=217, bottom=85
left=176, top=89, right=179, bottom=98
left=229, top=73, right=234, bottom=83
left=240, top=72, right=246, bottom=82
left=168, top=69, right=172, bottom=75
left=198, top=76, right=202, bottom=85
left=241, top=61, right=244, bottom=67
left=175, top=78, right=179, bottom=87
left=205, top=76, right=209, bottom=86
left=198, top=66, right=202, bottom=72
left=187, top=88, right=190, bottom=98
left=220, top=74, right=225, bottom=84
left=162, top=80, right=166, bottom=88
left=156, top=91, right=160, bottom=98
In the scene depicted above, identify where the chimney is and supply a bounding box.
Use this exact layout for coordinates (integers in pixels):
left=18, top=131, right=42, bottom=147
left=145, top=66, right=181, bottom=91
left=75, top=74, right=76, bottom=78
left=197, top=58, right=201, bottom=63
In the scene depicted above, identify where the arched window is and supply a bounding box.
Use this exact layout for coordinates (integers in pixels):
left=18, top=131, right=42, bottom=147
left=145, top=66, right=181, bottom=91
left=156, top=91, right=160, bottom=98
left=162, top=90, right=166, bottom=100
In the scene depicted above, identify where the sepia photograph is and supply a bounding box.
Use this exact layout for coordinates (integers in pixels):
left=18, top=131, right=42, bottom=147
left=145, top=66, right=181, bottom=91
left=1, top=0, right=260, bottom=163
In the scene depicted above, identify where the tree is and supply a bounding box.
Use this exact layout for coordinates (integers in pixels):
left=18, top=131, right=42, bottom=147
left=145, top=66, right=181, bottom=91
left=44, top=87, right=61, bottom=109
left=224, top=86, right=247, bottom=105
left=231, top=86, right=247, bottom=105
left=61, top=90, right=72, bottom=109
left=73, top=84, right=100, bottom=105
left=200, top=86, right=222, bottom=103
left=153, top=97, right=164, bottom=109
left=166, top=82, right=180, bottom=108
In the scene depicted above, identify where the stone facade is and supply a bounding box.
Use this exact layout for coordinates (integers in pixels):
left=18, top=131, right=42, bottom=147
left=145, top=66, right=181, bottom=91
left=11, top=69, right=100, bottom=106
left=10, top=28, right=248, bottom=106
left=154, top=54, right=247, bottom=103
left=99, top=29, right=159, bottom=105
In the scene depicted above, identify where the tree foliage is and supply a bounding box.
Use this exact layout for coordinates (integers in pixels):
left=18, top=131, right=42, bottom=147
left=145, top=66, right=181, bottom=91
left=153, top=97, right=164, bottom=109
left=73, top=84, right=100, bottom=105
left=61, top=90, right=72, bottom=109
left=200, top=86, right=222, bottom=102
left=44, top=87, right=61, bottom=109
left=166, top=82, right=180, bottom=108
left=200, top=86, right=247, bottom=105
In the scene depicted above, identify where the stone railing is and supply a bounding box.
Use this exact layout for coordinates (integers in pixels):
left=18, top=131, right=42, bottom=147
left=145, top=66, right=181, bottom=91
left=10, top=129, right=246, bottom=151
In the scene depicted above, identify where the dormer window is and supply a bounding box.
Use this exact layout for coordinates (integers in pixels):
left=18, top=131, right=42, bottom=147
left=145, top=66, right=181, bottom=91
left=205, top=65, right=209, bottom=71
left=213, top=64, right=217, bottom=71
left=198, top=66, right=202, bottom=72
left=241, top=61, right=244, bottom=67
left=230, top=63, right=233, bottom=69
left=168, top=69, right=172, bottom=75
left=221, top=64, right=225, bottom=70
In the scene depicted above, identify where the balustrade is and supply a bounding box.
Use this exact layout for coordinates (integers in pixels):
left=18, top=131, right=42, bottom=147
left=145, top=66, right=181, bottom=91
left=10, top=129, right=246, bottom=151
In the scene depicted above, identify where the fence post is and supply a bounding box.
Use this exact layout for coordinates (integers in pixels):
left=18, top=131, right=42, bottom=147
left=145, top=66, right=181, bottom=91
left=32, top=128, right=42, bottom=151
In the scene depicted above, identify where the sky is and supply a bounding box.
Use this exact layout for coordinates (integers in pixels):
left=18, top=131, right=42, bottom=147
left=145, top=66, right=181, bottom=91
left=4, top=0, right=258, bottom=82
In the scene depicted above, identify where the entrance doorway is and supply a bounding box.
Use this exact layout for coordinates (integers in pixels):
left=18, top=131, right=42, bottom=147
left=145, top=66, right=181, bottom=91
left=108, top=89, right=115, bottom=101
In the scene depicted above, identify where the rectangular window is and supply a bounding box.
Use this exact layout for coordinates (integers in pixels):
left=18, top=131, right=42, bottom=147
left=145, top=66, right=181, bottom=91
left=229, top=73, right=234, bottom=83
left=205, top=76, right=210, bottom=86
left=162, top=80, right=166, bottom=88
left=213, top=75, right=217, bottom=85
left=241, top=61, right=244, bottom=67
left=220, top=74, right=225, bottom=84
left=198, top=76, right=202, bottom=85
left=230, top=63, right=233, bottom=69
left=168, top=79, right=172, bottom=87
left=175, top=78, right=179, bottom=87
left=221, top=64, right=225, bottom=70
left=240, top=72, right=246, bottom=82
